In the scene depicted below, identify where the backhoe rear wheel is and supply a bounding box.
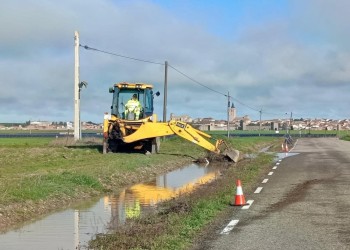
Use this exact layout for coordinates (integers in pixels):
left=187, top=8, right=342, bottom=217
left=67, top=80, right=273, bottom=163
left=145, top=137, right=160, bottom=154
left=152, top=137, right=160, bottom=154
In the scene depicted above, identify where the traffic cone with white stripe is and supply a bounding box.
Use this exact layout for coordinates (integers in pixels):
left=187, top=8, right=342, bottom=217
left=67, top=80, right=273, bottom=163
left=231, top=179, right=248, bottom=206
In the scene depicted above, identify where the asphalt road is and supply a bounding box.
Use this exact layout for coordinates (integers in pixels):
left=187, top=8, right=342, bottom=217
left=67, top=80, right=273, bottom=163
left=196, top=138, right=350, bottom=250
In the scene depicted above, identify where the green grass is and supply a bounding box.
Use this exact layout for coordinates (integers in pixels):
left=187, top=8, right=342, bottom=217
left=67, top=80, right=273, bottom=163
left=0, top=130, right=64, bottom=134
left=0, top=137, right=52, bottom=146
left=90, top=152, right=275, bottom=250
left=341, top=135, right=350, bottom=141
left=0, top=136, right=206, bottom=206
left=208, top=129, right=342, bottom=136
left=0, top=135, right=280, bottom=249
left=7, top=171, right=103, bottom=202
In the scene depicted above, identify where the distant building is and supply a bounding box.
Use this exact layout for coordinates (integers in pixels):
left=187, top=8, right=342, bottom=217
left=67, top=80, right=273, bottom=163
left=271, top=122, right=279, bottom=131
left=30, top=121, right=51, bottom=127
left=27, top=121, right=52, bottom=129
left=170, top=113, right=192, bottom=123
left=240, top=120, right=246, bottom=130
left=228, top=103, right=236, bottom=122
left=66, top=122, right=73, bottom=129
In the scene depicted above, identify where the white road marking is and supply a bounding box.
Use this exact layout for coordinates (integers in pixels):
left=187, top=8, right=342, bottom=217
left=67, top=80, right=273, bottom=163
left=220, top=219, right=239, bottom=234
left=272, top=166, right=277, bottom=169
left=278, top=159, right=282, bottom=162
left=254, top=187, right=263, bottom=193
left=268, top=171, right=274, bottom=175
left=276, top=162, right=280, bottom=165
left=242, top=200, right=254, bottom=209
left=262, top=178, right=269, bottom=183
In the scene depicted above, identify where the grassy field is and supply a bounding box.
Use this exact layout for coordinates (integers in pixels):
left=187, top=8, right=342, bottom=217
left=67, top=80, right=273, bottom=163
left=0, top=137, right=204, bottom=204
left=342, top=135, right=350, bottom=141
left=0, top=136, right=207, bottom=229
left=210, top=129, right=347, bottom=136
left=1, top=135, right=280, bottom=248
left=1, top=132, right=347, bottom=206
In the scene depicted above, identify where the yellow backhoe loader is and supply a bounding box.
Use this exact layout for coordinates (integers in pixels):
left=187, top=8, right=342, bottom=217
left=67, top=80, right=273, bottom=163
left=102, top=82, right=239, bottom=162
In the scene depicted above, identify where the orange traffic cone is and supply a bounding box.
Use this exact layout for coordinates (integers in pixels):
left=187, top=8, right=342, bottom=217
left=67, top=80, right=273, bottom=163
left=231, top=179, right=248, bottom=206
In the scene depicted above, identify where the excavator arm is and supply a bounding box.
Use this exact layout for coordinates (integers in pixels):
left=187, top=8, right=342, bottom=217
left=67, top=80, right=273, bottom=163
left=123, top=120, right=239, bottom=161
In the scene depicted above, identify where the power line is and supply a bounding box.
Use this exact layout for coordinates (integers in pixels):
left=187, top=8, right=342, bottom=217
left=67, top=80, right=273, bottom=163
left=80, top=44, right=164, bottom=65
left=168, top=64, right=227, bottom=96
left=167, top=64, right=282, bottom=115
left=79, top=43, right=297, bottom=118
left=80, top=44, right=228, bottom=97
left=229, top=96, right=261, bottom=112
left=80, top=43, right=268, bottom=114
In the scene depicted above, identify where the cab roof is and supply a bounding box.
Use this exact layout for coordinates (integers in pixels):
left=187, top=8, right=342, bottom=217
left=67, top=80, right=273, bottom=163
left=114, top=82, right=153, bottom=89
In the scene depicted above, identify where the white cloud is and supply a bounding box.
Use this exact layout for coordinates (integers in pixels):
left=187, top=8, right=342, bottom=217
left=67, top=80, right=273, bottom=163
left=0, top=0, right=350, bottom=123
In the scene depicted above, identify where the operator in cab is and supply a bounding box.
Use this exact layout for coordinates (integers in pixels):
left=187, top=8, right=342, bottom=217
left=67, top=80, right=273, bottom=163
left=125, top=94, right=142, bottom=120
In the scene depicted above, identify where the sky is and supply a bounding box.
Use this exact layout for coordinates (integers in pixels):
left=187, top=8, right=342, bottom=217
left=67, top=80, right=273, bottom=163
left=1, top=0, right=350, bottom=123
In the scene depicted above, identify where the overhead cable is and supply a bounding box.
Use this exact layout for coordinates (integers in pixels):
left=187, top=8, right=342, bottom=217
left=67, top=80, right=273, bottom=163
left=79, top=43, right=297, bottom=118
left=80, top=44, right=164, bottom=65
left=168, top=64, right=227, bottom=96
left=229, top=96, right=261, bottom=112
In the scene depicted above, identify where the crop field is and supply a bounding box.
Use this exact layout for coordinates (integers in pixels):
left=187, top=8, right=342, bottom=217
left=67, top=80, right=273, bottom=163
left=0, top=135, right=288, bottom=249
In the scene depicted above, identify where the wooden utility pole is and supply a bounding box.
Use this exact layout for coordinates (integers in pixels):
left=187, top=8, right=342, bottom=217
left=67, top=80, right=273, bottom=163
left=227, top=92, right=230, bottom=138
left=259, top=108, right=262, bottom=136
left=163, top=61, right=168, bottom=122
left=285, top=112, right=289, bottom=134
left=74, top=31, right=81, bottom=140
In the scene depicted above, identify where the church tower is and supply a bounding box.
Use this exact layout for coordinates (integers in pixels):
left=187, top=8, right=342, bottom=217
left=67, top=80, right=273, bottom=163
left=229, top=103, right=236, bottom=122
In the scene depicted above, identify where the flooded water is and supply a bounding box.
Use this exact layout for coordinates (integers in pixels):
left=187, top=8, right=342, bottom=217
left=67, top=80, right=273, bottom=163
left=275, top=152, right=299, bottom=160
left=0, top=163, right=222, bottom=250
left=244, top=150, right=299, bottom=161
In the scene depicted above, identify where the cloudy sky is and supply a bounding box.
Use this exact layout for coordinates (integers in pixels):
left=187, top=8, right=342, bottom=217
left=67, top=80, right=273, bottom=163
left=1, top=0, right=350, bottom=123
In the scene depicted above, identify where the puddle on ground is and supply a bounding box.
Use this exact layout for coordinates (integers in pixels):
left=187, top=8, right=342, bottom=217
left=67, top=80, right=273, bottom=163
left=0, top=163, right=222, bottom=250
left=244, top=151, right=300, bottom=161
left=275, top=152, right=299, bottom=160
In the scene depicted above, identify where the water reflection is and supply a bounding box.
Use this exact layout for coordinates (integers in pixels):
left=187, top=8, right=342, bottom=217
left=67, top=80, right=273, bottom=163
left=0, top=163, right=221, bottom=250
left=275, top=152, right=299, bottom=160
left=107, top=163, right=220, bottom=229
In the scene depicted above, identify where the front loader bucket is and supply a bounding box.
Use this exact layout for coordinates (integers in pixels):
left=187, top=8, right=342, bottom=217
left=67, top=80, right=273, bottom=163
left=222, top=148, right=240, bottom=162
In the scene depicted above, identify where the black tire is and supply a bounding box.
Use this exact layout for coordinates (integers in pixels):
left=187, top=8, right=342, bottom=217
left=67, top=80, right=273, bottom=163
left=107, top=138, right=122, bottom=153
left=145, top=137, right=160, bottom=154
left=150, top=137, right=160, bottom=154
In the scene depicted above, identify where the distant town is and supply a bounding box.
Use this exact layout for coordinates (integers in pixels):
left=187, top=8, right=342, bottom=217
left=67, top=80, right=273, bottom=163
left=1, top=105, right=349, bottom=132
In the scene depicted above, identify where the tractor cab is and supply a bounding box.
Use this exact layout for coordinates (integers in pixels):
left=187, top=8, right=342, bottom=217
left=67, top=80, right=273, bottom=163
left=109, top=82, right=158, bottom=120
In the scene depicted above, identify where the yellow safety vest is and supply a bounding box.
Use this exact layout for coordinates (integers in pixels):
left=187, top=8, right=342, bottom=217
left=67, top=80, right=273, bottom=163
left=125, top=99, right=141, bottom=113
